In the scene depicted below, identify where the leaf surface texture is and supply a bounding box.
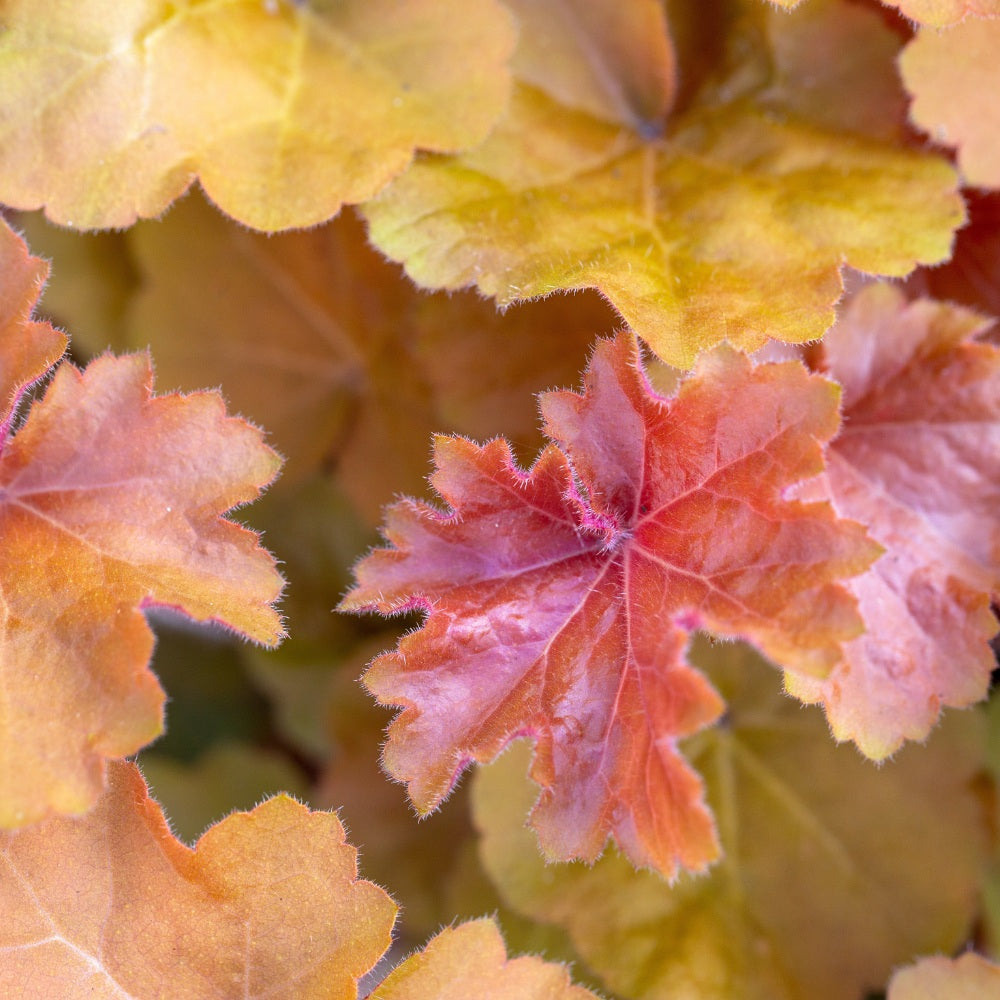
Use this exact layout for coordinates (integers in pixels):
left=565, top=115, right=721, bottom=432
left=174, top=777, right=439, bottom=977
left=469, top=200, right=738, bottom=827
left=343, top=333, right=877, bottom=877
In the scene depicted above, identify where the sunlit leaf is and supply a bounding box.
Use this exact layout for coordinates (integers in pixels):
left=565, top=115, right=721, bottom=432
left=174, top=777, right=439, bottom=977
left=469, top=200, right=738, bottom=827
left=342, top=332, right=877, bottom=878
left=366, top=0, right=962, bottom=367
left=0, top=0, right=516, bottom=230
left=473, top=640, right=988, bottom=1000
left=0, top=761, right=397, bottom=998
left=786, top=284, right=1000, bottom=758
left=0, top=220, right=283, bottom=827
left=0, top=219, right=66, bottom=423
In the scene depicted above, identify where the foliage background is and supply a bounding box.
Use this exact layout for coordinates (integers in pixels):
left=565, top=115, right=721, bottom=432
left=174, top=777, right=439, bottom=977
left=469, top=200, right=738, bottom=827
left=2, top=0, right=1000, bottom=997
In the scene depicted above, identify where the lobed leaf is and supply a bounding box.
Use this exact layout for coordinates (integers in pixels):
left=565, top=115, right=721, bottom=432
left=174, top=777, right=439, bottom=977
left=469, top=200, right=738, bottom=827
left=506, top=0, right=677, bottom=130
left=0, top=220, right=67, bottom=430
left=0, top=0, right=516, bottom=230
left=99, top=194, right=615, bottom=516
left=0, top=761, right=397, bottom=999
left=0, top=220, right=283, bottom=827
left=473, top=640, right=988, bottom=1000
left=342, top=332, right=877, bottom=878
left=370, top=918, right=599, bottom=1000
left=365, top=0, right=963, bottom=367
left=786, top=284, right=1000, bottom=758
left=902, top=21, right=1000, bottom=189
left=888, top=952, right=1000, bottom=1000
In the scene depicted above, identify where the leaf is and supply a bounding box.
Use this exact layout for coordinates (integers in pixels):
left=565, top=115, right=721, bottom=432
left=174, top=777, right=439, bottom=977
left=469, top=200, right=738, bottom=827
left=0, top=760, right=397, bottom=999
left=888, top=953, right=1000, bottom=1000
left=785, top=284, right=1000, bottom=758
left=902, top=21, right=1000, bottom=189
left=11, top=212, right=134, bottom=356
left=506, top=0, right=677, bottom=130
left=124, top=194, right=432, bottom=499
left=342, top=332, right=877, bottom=878
left=370, top=918, right=599, bottom=1000
left=768, top=0, right=1000, bottom=28
left=364, top=0, right=962, bottom=367
left=116, top=193, right=615, bottom=515
left=472, top=639, right=988, bottom=1000
left=0, top=219, right=67, bottom=427
left=0, top=0, right=516, bottom=230
left=0, top=220, right=283, bottom=827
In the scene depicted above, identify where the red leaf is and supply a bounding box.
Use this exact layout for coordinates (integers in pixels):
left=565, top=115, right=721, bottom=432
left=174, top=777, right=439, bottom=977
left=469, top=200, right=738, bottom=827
left=342, top=333, right=877, bottom=877
left=787, top=284, right=1000, bottom=757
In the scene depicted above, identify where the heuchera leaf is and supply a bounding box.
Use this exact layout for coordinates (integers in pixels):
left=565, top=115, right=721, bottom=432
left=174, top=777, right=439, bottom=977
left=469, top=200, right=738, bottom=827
left=888, top=953, right=1000, bottom=1000
left=109, top=194, right=615, bottom=516
left=473, top=640, right=988, bottom=1000
left=901, top=21, right=1000, bottom=189
left=0, top=219, right=283, bottom=827
left=11, top=214, right=134, bottom=356
left=370, top=918, right=599, bottom=1000
left=0, top=220, right=67, bottom=426
left=365, top=0, right=963, bottom=367
left=0, top=761, right=397, bottom=998
left=306, top=635, right=485, bottom=939
left=0, top=0, right=516, bottom=230
left=341, top=333, right=878, bottom=878
left=767, top=0, right=1000, bottom=28
left=785, top=284, right=1000, bottom=758
left=506, top=0, right=677, bottom=130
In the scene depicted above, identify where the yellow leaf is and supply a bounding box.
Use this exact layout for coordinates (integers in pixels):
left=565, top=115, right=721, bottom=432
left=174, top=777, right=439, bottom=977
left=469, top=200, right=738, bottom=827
left=0, top=0, right=516, bottom=230
left=365, top=0, right=963, bottom=367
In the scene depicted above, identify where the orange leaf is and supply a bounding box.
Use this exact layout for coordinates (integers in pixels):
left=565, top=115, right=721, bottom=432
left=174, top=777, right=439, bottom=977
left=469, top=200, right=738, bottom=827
left=902, top=21, right=1000, bottom=188
left=888, top=953, right=1000, bottom=1000
left=365, top=0, right=962, bottom=367
left=786, top=284, right=1000, bottom=758
left=113, top=194, right=615, bottom=517
left=342, top=333, right=877, bottom=878
left=0, top=0, right=515, bottom=230
left=0, top=220, right=283, bottom=827
left=370, top=919, right=598, bottom=1000
left=0, top=221, right=66, bottom=427
left=506, top=0, right=677, bottom=129
left=0, top=761, right=397, bottom=998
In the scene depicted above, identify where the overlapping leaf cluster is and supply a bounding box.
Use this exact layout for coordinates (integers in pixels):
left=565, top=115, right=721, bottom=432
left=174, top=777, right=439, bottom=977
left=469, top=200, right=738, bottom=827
left=1, top=0, right=999, bottom=996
